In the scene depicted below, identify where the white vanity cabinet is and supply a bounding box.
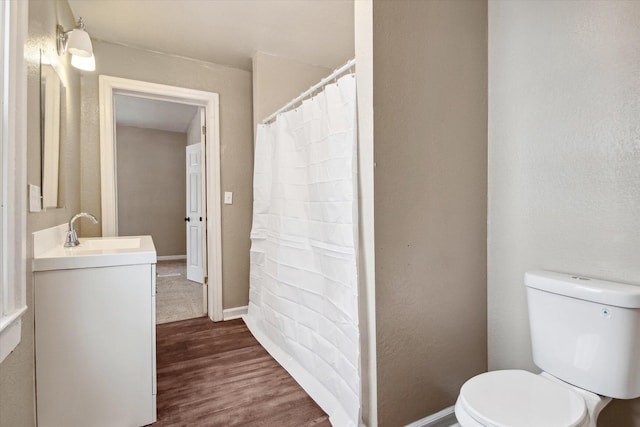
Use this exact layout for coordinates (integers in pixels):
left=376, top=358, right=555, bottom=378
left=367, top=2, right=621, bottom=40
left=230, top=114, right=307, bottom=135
left=33, top=233, right=157, bottom=427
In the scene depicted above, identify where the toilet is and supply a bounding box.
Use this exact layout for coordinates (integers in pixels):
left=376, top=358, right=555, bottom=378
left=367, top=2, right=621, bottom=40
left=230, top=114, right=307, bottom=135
left=455, top=270, right=640, bottom=427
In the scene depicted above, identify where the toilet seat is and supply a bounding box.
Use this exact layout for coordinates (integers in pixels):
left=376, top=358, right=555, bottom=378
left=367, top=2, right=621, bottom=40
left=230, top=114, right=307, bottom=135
left=457, top=370, right=587, bottom=427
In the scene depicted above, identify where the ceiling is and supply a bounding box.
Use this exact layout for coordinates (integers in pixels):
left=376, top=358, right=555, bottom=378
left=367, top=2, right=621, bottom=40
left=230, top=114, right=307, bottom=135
left=115, top=95, right=199, bottom=133
left=72, top=1, right=354, bottom=134
left=67, top=0, right=355, bottom=71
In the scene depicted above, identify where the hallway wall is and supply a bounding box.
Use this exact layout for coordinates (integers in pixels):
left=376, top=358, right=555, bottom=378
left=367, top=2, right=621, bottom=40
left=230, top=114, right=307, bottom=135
left=116, top=125, right=187, bottom=257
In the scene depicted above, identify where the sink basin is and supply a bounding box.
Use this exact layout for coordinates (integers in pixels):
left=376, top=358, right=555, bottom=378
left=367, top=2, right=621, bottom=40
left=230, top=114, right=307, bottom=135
left=81, top=237, right=141, bottom=250
left=32, top=231, right=156, bottom=272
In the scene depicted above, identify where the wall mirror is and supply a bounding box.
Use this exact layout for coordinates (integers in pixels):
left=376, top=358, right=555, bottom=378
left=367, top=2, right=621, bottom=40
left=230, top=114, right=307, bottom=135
left=40, top=50, right=65, bottom=209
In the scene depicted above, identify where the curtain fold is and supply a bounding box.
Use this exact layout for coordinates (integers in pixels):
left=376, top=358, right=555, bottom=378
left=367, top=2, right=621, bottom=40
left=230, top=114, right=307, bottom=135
left=245, top=73, right=359, bottom=427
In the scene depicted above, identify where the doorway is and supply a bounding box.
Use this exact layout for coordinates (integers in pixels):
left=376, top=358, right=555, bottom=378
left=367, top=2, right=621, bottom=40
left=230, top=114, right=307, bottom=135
left=114, top=95, right=205, bottom=322
left=99, top=75, right=222, bottom=321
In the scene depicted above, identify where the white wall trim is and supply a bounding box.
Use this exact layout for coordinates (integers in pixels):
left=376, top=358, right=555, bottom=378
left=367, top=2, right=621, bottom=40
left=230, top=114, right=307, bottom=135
left=223, top=305, right=248, bottom=321
left=404, top=406, right=457, bottom=427
left=0, top=311, right=25, bottom=363
left=156, top=255, right=187, bottom=261
left=0, top=0, right=28, bottom=364
left=354, top=1, right=378, bottom=425
left=98, top=75, right=223, bottom=321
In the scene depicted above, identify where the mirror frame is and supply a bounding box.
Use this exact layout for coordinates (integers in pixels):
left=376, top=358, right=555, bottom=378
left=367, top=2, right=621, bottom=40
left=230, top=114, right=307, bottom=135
left=39, top=49, right=63, bottom=209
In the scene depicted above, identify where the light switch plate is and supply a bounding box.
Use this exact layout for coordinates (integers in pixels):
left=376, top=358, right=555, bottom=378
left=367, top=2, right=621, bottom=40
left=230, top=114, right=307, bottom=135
left=29, top=184, right=42, bottom=212
left=224, top=191, right=233, bottom=205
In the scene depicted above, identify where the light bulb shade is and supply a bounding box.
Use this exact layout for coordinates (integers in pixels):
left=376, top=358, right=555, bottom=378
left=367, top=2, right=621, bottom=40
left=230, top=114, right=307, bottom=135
left=66, top=28, right=93, bottom=57
left=71, top=53, right=96, bottom=71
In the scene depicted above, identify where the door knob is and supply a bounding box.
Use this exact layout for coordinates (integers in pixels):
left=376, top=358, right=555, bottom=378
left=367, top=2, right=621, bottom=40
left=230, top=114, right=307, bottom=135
left=184, top=217, right=191, bottom=222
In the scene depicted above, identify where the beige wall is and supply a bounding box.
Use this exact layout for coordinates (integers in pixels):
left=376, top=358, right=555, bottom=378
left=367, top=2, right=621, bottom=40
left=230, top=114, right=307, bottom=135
left=186, top=109, right=202, bottom=146
left=0, top=1, right=82, bottom=426
left=252, top=51, right=330, bottom=131
left=488, top=1, right=640, bottom=425
left=372, top=1, right=488, bottom=425
left=116, top=125, right=187, bottom=257
left=80, top=40, right=253, bottom=309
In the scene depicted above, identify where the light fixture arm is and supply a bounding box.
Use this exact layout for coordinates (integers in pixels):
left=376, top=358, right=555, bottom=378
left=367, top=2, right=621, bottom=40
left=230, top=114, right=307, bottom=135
left=56, top=24, right=69, bottom=56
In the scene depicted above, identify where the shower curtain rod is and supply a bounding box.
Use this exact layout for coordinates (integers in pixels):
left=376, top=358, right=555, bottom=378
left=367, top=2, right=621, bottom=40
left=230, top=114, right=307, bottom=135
left=262, top=58, right=356, bottom=125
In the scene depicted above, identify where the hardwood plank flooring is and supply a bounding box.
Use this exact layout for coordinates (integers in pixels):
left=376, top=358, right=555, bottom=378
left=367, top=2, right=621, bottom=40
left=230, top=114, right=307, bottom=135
left=153, top=317, right=331, bottom=427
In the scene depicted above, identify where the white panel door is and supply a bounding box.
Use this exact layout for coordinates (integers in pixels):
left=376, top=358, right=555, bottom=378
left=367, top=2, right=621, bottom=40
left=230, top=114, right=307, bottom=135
left=186, top=143, right=203, bottom=284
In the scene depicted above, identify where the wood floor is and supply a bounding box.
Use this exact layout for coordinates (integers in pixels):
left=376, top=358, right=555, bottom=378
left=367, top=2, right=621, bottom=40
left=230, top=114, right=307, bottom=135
left=153, top=317, right=331, bottom=427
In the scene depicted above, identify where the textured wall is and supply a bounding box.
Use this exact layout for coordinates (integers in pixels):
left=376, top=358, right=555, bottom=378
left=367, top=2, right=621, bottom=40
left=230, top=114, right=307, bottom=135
left=252, top=51, right=330, bottom=132
left=116, top=125, right=187, bottom=257
left=488, top=1, right=640, bottom=425
left=373, top=1, right=488, bottom=425
left=80, top=40, right=253, bottom=309
left=0, top=1, right=82, bottom=426
left=186, top=109, right=202, bottom=146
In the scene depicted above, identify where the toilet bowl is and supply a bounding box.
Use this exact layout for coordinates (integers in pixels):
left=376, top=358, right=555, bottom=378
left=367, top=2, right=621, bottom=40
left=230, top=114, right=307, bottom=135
left=455, top=370, right=611, bottom=427
left=455, top=270, right=640, bottom=427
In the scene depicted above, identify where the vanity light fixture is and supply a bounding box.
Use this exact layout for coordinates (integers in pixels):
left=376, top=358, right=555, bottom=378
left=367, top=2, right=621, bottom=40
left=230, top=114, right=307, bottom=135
left=57, top=17, right=95, bottom=71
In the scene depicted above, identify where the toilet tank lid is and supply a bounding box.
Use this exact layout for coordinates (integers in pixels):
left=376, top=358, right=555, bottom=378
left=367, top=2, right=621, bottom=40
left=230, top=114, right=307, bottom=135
left=525, top=270, right=640, bottom=308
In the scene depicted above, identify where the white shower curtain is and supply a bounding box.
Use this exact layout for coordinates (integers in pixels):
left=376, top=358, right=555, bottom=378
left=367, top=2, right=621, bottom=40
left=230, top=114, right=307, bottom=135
left=244, top=73, right=359, bottom=427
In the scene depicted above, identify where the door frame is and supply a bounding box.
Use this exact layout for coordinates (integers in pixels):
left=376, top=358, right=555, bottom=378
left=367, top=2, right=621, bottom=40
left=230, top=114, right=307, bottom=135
left=98, top=75, right=222, bottom=321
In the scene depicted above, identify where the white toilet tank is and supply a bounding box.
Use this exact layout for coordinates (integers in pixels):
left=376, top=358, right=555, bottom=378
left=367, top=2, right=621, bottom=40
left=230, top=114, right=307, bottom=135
left=525, top=270, right=640, bottom=399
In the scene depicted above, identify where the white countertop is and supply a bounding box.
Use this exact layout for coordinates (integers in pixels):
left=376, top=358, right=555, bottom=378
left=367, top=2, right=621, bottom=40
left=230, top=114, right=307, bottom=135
left=33, top=235, right=157, bottom=272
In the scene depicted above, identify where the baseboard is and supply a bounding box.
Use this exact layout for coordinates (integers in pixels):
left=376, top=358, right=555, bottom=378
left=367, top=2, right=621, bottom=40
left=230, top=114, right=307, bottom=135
left=223, top=305, right=248, bottom=321
left=404, top=405, right=457, bottom=427
left=157, top=255, right=187, bottom=261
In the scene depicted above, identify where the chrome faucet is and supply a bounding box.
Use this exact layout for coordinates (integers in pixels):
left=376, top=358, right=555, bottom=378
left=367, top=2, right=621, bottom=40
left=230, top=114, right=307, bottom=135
left=64, top=212, right=99, bottom=247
